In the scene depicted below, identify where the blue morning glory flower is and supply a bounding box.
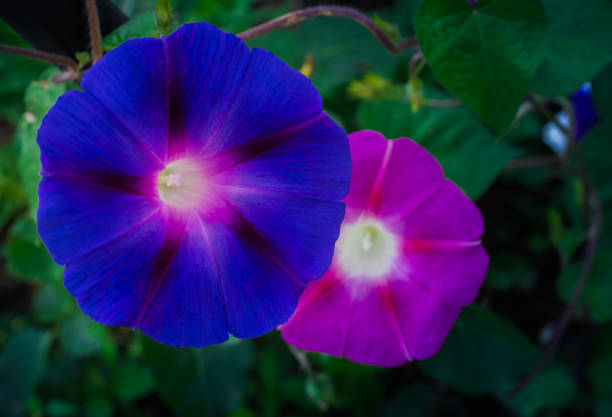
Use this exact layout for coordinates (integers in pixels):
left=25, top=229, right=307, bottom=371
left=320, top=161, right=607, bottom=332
left=36, top=22, right=351, bottom=347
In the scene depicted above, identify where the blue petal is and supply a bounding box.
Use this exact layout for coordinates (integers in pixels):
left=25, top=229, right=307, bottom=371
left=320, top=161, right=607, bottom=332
left=222, top=188, right=345, bottom=282
left=213, top=115, right=351, bottom=201
left=162, top=23, right=323, bottom=157
left=201, top=46, right=323, bottom=155
left=80, top=38, right=169, bottom=161
left=139, top=214, right=229, bottom=347
left=64, top=212, right=167, bottom=327
left=204, top=219, right=306, bottom=338
left=37, top=177, right=161, bottom=265
left=38, top=90, right=164, bottom=177
left=161, top=22, right=251, bottom=156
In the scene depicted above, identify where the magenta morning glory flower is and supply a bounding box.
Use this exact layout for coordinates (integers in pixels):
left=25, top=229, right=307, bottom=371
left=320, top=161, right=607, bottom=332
left=36, top=22, right=351, bottom=347
left=281, top=130, right=488, bottom=366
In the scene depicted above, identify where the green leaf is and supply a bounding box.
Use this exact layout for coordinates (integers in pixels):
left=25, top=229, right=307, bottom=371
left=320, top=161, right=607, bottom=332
left=588, top=326, right=612, bottom=400
left=85, top=396, right=113, bottom=417
left=582, top=66, right=612, bottom=252
left=372, top=14, right=402, bottom=43
left=45, top=399, right=77, bottom=417
left=531, top=0, right=612, bottom=97
left=33, top=284, right=76, bottom=323
left=248, top=18, right=410, bottom=98
left=102, top=11, right=158, bottom=51
left=144, top=338, right=254, bottom=417
left=357, top=100, right=518, bottom=198
left=15, top=68, right=68, bottom=215
left=415, top=0, right=547, bottom=132
left=509, top=364, right=577, bottom=417
left=111, top=363, right=155, bottom=402
left=558, top=253, right=612, bottom=323
left=381, top=384, right=432, bottom=417
left=4, top=216, right=62, bottom=283
left=0, top=141, right=27, bottom=230
left=420, top=304, right=539, bottom=396
left=59, top=316, right=101, bottom=358
left=156, top=0, right=175, bottom=35
left=0, top=22, right=48, bottom=123
left=0, top=330, right=51, bottom=417
left=486, top=253, right=536, bottom=292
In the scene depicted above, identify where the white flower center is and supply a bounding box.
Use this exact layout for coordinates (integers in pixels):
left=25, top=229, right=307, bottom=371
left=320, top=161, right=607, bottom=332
left=157, top=159, right=207, bottom=209
left=336, top=218, right=399, bottom=280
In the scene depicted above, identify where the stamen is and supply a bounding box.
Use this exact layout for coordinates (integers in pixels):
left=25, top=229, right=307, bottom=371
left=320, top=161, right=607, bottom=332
left=336, top=218, right=399, bottom=280
left=165, top=172, right=183, bottom=187
left=157, top=159, right=207, bottom=210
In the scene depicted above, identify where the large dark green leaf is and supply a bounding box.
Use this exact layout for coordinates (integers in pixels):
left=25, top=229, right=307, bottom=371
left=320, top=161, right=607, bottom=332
left=415, top=0, right=546, bottom=132
left=0, top=330, right=51, bottom=417
left=143, top=338, right=254, bottom=417
left=420, top=304, right=539, bottom=396
left=531, top=0, right=612, bottom=97
left=357, top=100, right=518, bottom=198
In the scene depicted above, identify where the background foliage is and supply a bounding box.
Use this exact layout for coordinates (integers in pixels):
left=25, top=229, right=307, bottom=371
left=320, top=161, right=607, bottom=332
left=1, top=0, right=611, bottom=416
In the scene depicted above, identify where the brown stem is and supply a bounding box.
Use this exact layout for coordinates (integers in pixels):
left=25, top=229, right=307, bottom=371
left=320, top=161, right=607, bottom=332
left=0, top=43, right=77, bottom=69
left=85, top=0, right=103, bottom=63
left=526, top=91, right=569, bottom=135
left=425, top=98, right=462, bottom=108
left=505, top=156, right=560, bottom=170
left=409, top=51, right=424, bottom=79
left=237, top=6, right=418, bottom=54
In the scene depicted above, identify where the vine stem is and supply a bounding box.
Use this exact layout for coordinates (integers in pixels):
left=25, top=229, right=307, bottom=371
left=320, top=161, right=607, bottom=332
left=505, top=155, right=560, bottom=170
left=237, top=5, right=418, bottom=53
left=0, top=44, right=77, bottom=69
left=506, top=98, right=602, bottom=399
left=85, top=0, right=103, bottom=63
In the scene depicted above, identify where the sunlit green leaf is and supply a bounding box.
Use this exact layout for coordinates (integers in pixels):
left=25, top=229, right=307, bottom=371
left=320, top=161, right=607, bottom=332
left=15, top=68, right=67, bottom=215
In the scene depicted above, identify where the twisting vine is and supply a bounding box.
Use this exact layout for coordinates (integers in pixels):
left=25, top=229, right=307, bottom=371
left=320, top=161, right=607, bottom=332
left=237, top=5, right=417, bottom=53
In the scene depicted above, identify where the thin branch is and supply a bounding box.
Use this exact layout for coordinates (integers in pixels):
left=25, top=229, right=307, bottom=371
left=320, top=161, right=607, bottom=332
left=288, top=345, right=317, bottom=381
left=409, top=51, right=424, bottom=79
left=85, top=0, right=103, bottom=63
left=0, top=206, right=27, bottom=248
left=505, top=156, right=560, bottom=170
left=0, top=44, right=77, bottom=69
left=506, top=95, right=602, bottom=398
left=526, top=91, right=569, bottom=135
left=237, top=6, right=418, bottom=53
left=425, top=98, right=462, bottom=108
